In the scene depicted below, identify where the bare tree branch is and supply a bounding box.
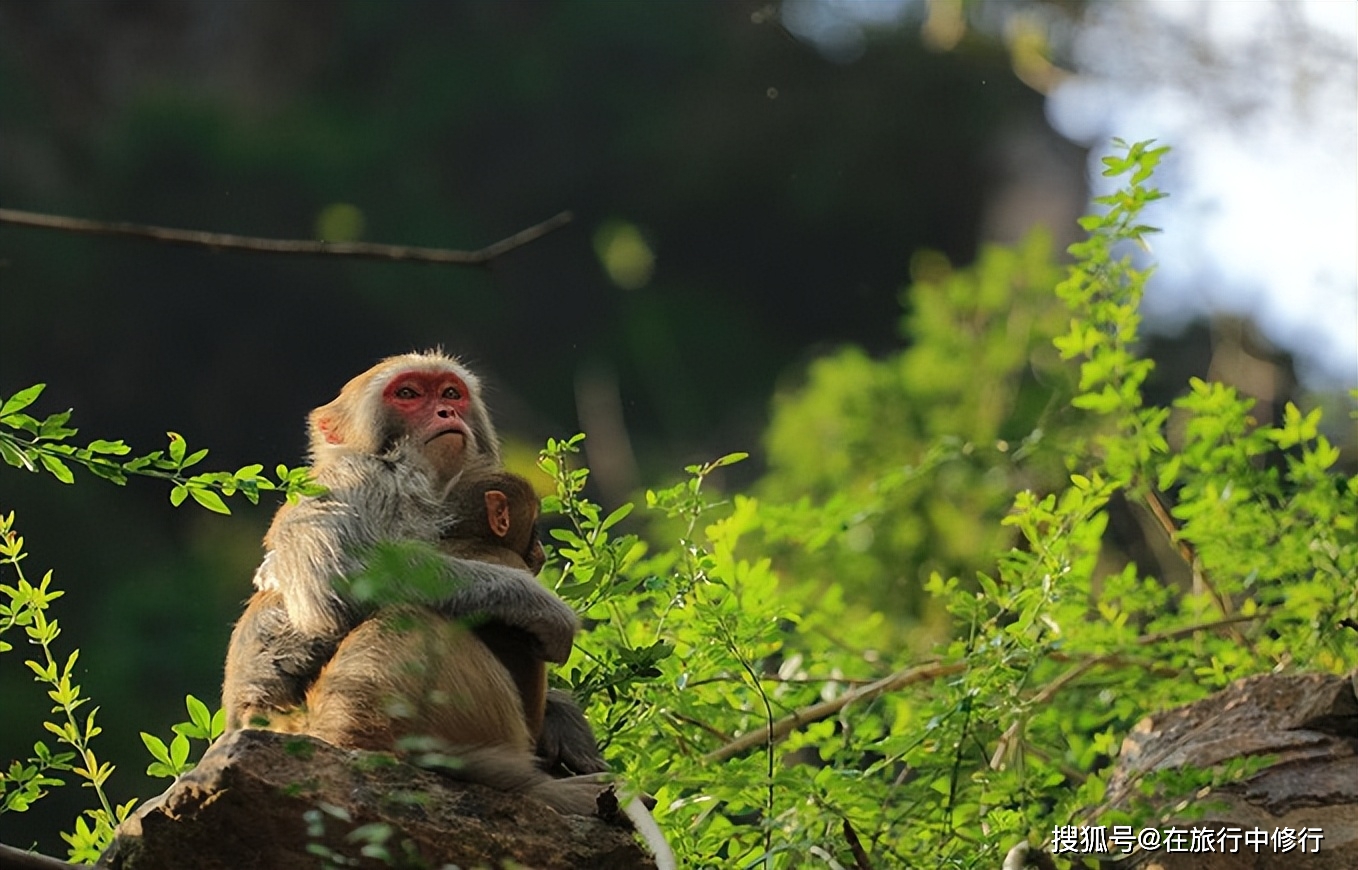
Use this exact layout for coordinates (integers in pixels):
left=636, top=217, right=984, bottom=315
left=0, top=207, right=573, bottom=266
left=842, top=819, right=875, bottom=870
left=0, top=842, right=82, bottom=870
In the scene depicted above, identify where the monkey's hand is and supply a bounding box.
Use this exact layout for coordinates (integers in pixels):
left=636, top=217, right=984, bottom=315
left=537, top=688, right=608, bottom=776
left=438, top=558, right=579, bottom=663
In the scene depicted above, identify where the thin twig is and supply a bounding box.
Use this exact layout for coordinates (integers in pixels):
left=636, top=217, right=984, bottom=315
left=703, top=614, right=1266, bottom=765
left=666, top=710, right=734, bottom=745
left=1133, top=612, right=1263, bottom=646
left=1047, top=651, right=1180, bottom=677
left=1144, top=488, right=1233, bottom=616
left=702, top=661, right=965, bottom=764
left=989, top=612, right=1267, bottom=769
left=0, top=207, right=572, bottom=266
left=990, top=658, right=1099, bottom=769
left=1143, top=486, right=1256, bottom=654
left=1143, top=489, right=1193, bottom=567
left=682, top=674, right=880, bottom=689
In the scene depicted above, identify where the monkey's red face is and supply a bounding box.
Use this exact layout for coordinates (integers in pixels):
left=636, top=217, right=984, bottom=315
left=383, top=370, right=476, bottom=478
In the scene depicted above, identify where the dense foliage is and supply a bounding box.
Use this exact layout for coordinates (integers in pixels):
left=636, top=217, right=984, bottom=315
left=3, top=142, right=1355, bottom=867
left=545, top=141, right=1357, bottom=868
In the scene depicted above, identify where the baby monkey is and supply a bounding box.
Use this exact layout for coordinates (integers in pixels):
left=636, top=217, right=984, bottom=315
left=438, top=469, right=607, bottom=777
left=442, top=467, right=553, bottom=743
left=442, top=466, right=546, bottom=573
left=299, top=463, right=602, bottom=802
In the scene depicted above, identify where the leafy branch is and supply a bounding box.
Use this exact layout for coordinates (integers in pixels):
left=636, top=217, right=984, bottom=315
left=538, top=435, right=673, bottom=710
left=140, top=695, right=225, bottom=780
left=0, top=512, right=136, bottom=862
left=1, top=384, right=321, bottom=515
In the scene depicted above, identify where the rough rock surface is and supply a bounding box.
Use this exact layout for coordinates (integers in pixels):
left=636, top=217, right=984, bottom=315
left=1100, top=671, right=1358, bottom=870
left=100, top=729, right=657, bottom=870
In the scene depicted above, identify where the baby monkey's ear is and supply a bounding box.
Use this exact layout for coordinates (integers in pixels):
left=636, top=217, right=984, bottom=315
left=484, top=489, right=513, bottom=538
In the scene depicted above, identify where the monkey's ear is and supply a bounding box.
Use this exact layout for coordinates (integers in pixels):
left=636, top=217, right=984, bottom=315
left=309, top=405, right=347, bottom=446
left=316, top=417, right=342, bottom=444
left=485, top=490, right=512, bottom=538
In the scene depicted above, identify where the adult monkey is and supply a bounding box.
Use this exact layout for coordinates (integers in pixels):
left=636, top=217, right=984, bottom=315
left=222, top=350, right=605, bottom=807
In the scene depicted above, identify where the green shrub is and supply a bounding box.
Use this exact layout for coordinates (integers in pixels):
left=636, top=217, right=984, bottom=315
left=543, top=140, right=1356, bottom=867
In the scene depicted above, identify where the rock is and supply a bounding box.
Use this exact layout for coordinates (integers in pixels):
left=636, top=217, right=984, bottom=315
left=1099, top=671, right=1358, bottom=870
left=100, top=729, right=657, bottom=870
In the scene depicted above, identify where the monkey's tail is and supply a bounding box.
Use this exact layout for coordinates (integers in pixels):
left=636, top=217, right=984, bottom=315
left=621, top=796, right=677, bottom=870
left=435, top=749, right=675, bottom=867
left=428, top=744, right=605, bottom=815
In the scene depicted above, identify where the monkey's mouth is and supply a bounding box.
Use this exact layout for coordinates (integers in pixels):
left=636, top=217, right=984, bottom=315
left=426, top=422, right=468, bottom=444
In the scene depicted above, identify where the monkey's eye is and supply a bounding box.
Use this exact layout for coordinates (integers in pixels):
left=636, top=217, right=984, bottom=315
left=394, top=386, right=419, bottom=400
left=443, top=386, right=463, bottom=400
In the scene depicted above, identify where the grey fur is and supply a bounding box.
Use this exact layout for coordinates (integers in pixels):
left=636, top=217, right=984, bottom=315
left=254, top=444, right=578, bottom=653
left=537, top=689, right=608, bottom=775
left=226, top=440, right=578, bottom=727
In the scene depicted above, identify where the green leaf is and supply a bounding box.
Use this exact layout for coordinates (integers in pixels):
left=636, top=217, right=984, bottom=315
left=1156, top=455, right=1182, bottom=491
left=38, top=453, right=75, bottom=484
left=3, top=412, right=41, bottom=434
left=186, top=695, right=211, bottom=732
left=548, top=527, right=583, bottom=544
left=709, top=452, right=749, bottom=470
left=233, top=464, right=264, bottom=480
left=169, top=733, right=190, bottom=768
left=598, top=503, right=635, bottom=532
left=37, top=411, right=77, bottom=439
left=210, top=707, right=226, bottom=739
left=188, top=486, right=230, bottom=515
left=167, top=432, right=187, bottom=464
left=0, top=439, right=37, bottom=471
left=87, top=462, right=130, bottom=484
left=139, top=733, right=171, bottom=766
left=0, top=384, right=46, bottom=417
left=124, top=454, right=156, bottom=471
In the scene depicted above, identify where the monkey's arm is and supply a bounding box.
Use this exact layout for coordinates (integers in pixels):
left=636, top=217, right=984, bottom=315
left=536, top=688, right=608, bottom=776
left=254, top=452, right=575, bottom=659
left=258, top=508, right=576, bottom=661
left=438, top=558, right=579, bottom=663
left=254, top=452, right=444, bottom=637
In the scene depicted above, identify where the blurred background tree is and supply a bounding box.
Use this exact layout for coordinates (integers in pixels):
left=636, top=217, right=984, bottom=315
left=1, top=0, right=1353, bottom=856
